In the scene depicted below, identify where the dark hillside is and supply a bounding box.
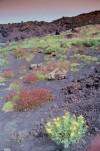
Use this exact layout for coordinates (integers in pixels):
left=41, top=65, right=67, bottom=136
left=0, top=10, right=100, bottom=42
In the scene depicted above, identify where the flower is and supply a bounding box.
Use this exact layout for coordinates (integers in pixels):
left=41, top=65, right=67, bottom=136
left=45, top=112, right=87, bottom=149
left=46, top=128, right=52, bottom=134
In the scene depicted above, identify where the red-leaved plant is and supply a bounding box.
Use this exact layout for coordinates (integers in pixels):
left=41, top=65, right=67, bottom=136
left=23, top=73, right=38, bottom=83
left=5, top=88, right=53, bottom=111
left=2, top=68, right=15, bottom=78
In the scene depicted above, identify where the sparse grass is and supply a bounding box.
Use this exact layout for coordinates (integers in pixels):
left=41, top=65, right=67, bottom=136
left=13, top=48, right=27, bottom=58
left=13, top=48, right=34, bottom=61
left=70, top=63, right=80, bottom=72
left=1, top=33, right=99, bottom=55
left=74, top=54, right=98, bottom=63
left=80, top=38, right=100, bottom=48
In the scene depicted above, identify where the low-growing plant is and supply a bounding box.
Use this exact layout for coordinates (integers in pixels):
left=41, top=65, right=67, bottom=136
left=35, top=71, right=47, bottom=80
left=23, top=73, right=38, bottom=83
left=25, top=54, right=34, bottom=62
left=4, top=88, right=53, bottom=111
left=70, top=63, right=80, bottom=72
left=19, top=64, right=27, bottom=74
left=2, top=101, right=14, bottom=112
left=0, top=76, right=5, bottom=86
left=0, top=34, right=100, bottom=52
left=15, top=88, right=53, bottom=111
left=2, top=68, right=15, bottom=78
left=9, top=80, right=21, bottom=90
left=13, top=48, right=34, bottom=62
left=81, top=38, right=100, bottom=48
left=13, top=48, right=27, bottom=58
left=0, top=58, right=8, bottom=66
left=74, top=54, right=98, bottom=63
left=0, top=76, right=5, bottom=83
left=45, top=112, right=87, bottom=149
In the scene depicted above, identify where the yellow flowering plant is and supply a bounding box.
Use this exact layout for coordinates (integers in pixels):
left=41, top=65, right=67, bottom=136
left=45, top=112, right=87, bottom=149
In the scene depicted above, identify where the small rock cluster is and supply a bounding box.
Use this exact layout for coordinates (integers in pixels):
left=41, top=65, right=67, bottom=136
left=47, top=68, right=67, bottom=80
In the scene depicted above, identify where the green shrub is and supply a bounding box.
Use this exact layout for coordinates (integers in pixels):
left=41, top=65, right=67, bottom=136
left=45, top=112, right=87, bottom=149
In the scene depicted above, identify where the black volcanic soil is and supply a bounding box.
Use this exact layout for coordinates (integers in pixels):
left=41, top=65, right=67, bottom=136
left=0, top=47, right=100, bottom=151
left=0, top=10, right=100, bottom=42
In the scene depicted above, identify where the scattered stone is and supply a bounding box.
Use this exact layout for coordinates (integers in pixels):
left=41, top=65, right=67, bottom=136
left=47, top=68, right=67, bottom=80
left=61, top=65, right=100, bottom=134
left=55, top=69, right=67, bottom=80
left=29, top=63, right=43, bottom=70
left=95, top=64, right=100, bottom=73
left=13, top=130, right=29, bottom=143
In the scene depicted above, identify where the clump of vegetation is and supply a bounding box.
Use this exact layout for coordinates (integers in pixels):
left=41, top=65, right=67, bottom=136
left=3, top=88, right=53, bottom=111
left=0, top=58, right=8, bottom=67
left=19, top=64, right=27, bottom=74
left=15, top=89, right=53, bottom=111
left=74, top=54, right=98, bottom=63
left=0, top=34, right=100, bottom=55
left=71, top=37, right=100, bottom=48
left=23, top=73, right=39, bottom=83
left=81, top=38, right=100, bottom=48
left=35, top=71, right=47, bottom=80
left=9, top=80, right=21, bottom=90
left=13, top=48, right=34, bottom=62
left=70, top=63, right=80, bottom=72
left=2, top=68, right=15, bottom=78
left=0, top=76, right=5, bottom=86
left=45, top=112, right=87, bottom=149
left=2, top=101, right=14, bottom=112
left=13, top=48, right=27, bottom=58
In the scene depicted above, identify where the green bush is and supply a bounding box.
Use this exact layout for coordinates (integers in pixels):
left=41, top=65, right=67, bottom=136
left=45, top=112, right=87, bottom=149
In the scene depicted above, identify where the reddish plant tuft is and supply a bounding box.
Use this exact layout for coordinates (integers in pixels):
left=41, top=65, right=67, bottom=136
left=13, top=48, right=27, bottom=58
left=2, top=68, right=15, bottom=78
left=23, top=73, right=38, bottom=83
left=5, top=88, right=53, bottom=111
